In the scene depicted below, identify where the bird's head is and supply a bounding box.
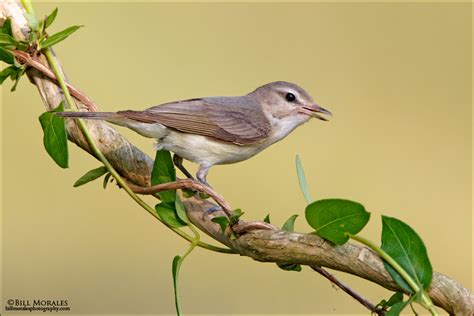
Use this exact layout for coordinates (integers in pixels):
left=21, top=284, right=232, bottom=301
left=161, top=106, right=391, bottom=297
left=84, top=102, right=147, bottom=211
left=249, top=81, right=332, bottom=122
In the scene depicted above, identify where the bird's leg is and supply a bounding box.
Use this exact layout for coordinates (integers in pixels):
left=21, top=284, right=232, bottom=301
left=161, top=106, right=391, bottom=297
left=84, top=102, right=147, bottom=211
left=173, top=154, right=194, bottom=179
left=196, top=165, right=211, bottom=187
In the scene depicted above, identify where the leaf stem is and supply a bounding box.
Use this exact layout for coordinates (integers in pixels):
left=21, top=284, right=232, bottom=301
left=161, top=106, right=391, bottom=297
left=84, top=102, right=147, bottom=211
left=21, top=0, right=35, bottom=15
left=173, top=224, right=200, bottom=315
left=42, top=46, right=231, bottom=254
left=349, top=234, right=437, bottom=315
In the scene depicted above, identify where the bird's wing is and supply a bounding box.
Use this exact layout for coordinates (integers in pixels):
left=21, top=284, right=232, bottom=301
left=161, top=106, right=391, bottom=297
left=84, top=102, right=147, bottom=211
left=118, top=96, right=271, bottom=145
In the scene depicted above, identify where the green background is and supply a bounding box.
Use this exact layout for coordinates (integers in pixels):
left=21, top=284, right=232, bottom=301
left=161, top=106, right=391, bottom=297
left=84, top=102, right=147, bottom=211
left=2, top=1, right=472, bottom=314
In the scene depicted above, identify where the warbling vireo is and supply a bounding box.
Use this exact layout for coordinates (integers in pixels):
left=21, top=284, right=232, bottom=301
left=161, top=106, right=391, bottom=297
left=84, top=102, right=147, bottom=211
left=58, top=81, right=332, bottom=185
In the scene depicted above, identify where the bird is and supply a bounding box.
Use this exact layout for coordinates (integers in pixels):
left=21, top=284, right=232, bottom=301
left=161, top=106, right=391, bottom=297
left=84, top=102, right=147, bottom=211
left=58, top=81, right=332, bottom=186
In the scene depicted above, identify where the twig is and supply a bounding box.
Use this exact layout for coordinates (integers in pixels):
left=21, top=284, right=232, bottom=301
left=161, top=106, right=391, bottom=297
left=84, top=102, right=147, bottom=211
left=311, top=265, right=385, bottom=315
left=128, top=179, right=233, bottom=217
left=12, top=50, right=98, bottom=111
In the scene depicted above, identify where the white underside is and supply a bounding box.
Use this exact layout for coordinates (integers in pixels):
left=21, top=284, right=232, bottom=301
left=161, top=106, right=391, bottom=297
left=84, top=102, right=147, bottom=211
left=122, top=114, right=309, bottom=168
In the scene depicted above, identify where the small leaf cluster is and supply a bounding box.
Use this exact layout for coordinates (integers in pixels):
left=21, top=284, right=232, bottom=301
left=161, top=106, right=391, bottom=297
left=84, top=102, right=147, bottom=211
left=0, top=8, right=82, bottom=91
left=24, top=7, right=82, bottom=51
left=211, top=208, right=244, bottom=235
left=0, top=18, right=28, bottom=91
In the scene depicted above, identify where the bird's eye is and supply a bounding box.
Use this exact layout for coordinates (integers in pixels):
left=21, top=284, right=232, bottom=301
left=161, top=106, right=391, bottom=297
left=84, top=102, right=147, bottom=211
left=285, top=93, right=296, bottom=102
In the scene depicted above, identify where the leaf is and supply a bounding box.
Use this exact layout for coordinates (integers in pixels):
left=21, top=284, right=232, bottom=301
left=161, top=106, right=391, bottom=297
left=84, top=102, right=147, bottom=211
left=263, top=214, right=271, bottom=223
left=38, top=102, right=69, bottom=168
left=277, top=263, right=302, bottom=272
left=155, top=203, right=187, bottom=228
left=305, top=199, right=370, bottom=245
left=386, top=301, right=406, bottom=315
left=103, top=173, right=112, bottom=189
left=174, top=196, right=189, bottom=224
left=282, top=214, right=298, bottom=232
left=376, top=291, right=404, bottom=311
left=0, top=65, right=17, bottom=84
left=296, top=155, right=313, bottom=204
left=182, top=189, right=195, bottom=198
left=386, top=292, right=404, bottom=307
left=24, top=13, right=38, bottom=31
left=172, top=255, right=182, bottom=316
left=40, top=25, right=82, bottom=50
left=151, top=150, right=176, bottom=203
left=73, top=166, right=108, bottom=187
left=199, top=192, right=210, bottom=199
left=0, top=47, right=14, bottom=64
left=386, top=292, right=418, bottom=316
left=1, top=18, right=13, bottom=36
left=211, top=216, right=230, bottom=233
left=44, top=8, right=58, bottom=29
left=0, top=33, right=16, bottom=46
left=231, top=208, right=244, bottom=219
left=381, top=216, right=433, bottom=293
left=10, top=66, right=25, bottom=91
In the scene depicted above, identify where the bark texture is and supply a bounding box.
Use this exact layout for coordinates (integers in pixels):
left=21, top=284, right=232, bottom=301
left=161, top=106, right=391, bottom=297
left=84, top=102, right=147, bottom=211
left=1, top=1, right=472, bottom=314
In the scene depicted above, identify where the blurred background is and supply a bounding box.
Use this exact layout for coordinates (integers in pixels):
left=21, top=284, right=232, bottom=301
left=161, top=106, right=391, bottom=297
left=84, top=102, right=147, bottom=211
left=2, top=1, right=472, bottom=315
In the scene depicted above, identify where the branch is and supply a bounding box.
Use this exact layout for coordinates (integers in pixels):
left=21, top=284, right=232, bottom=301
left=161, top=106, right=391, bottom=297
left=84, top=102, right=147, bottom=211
left=1, top=2, right=472, bottom=315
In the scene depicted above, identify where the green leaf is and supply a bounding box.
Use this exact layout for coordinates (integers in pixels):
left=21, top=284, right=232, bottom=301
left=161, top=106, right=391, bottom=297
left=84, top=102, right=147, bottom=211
left=40, top=25, right=82, bottom=50
left=199, top=192, right=210, bottom=199
left=0, top=47, right=14, bottom=64
left=38, top=102, right=69, bottom=168
left=282, top=214, right=298, bottom=232
left=386, top=292, right=418, bottom=316
left=151, top=150, right=176, bottom=203
left=0, top=65, right=17, bottom=84
left=103, top=173, right=112, bottom=189
left=24, top=13, right=38, bottom=31
left=386, top=292, right=404, bottom=307
left=231, top=208, right=243, bottom=219
left=44, top=8, right=58, bottom=29
left=376, top=292, right=404, bottom=310
left=1, top=18, right=13, bottom=36
left=386, top=301, right=406, bottom=315
left=182, top=189, right=195, bottom=198
left=263, top=214, right=271, bottom=223
left=172, top=255, right=183, bottom=316
left=211, top=216, right=230, bottom=233
left=277, top=263, right=302, bottom=272
left=10, top=66, right=25, bottom=91
left=175, top=196, right=189, bottom=224
left=0, top=33, right=16, bottom=46
left=381, top=216, right=433, bottom=293
left=305, top=199, right=370, bottom=245
left=73, top=166, right=108, bottom=187
left=155, top=203, right=187, bottom=228
left=296, top=155, right=313, bottom=204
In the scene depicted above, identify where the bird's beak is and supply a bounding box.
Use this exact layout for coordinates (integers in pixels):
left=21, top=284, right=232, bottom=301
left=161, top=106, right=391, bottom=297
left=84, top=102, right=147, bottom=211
left=299, top=104, right=333, bottom=121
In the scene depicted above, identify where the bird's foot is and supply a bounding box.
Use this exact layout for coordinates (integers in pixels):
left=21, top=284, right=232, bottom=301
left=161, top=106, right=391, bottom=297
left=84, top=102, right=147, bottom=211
left=206, top=205, right=221, bottom=214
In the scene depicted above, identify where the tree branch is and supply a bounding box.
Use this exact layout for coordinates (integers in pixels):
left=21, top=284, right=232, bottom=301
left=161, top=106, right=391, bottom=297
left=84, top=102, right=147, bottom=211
left=1, top=2, right=472, bottom=315
left=310, top=265, right=385, bottom=315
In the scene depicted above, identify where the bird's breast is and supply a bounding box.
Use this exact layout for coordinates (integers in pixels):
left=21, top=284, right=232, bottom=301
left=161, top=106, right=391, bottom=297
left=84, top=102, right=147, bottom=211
left=156, top=131, right=265, bottom=166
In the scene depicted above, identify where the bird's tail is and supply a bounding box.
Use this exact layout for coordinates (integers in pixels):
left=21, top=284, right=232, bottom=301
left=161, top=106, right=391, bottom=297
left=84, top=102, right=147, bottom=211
left=56, top=111, right=120, bottom=120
